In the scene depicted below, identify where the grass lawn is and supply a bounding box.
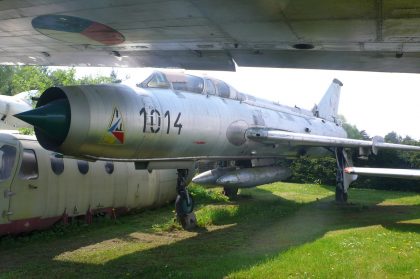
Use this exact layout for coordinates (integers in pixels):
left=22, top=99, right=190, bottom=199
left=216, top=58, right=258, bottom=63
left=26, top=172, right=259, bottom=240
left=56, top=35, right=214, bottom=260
left=0, top=183, right=419, bottom=279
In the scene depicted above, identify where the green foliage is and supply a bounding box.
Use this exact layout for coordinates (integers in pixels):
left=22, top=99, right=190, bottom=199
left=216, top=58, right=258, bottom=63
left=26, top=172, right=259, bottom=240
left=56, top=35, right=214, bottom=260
left=384, top=131, right=402, bottom=143
left=339, top=114, right=369, bottom=140
left=290, top=157, right=337, bottom=186
left=109, top=68, right=122, bottom=83
left=11, top=66, right=53, bottom=94
left=0, top=66, right=18, bottom=95
left=76, top=74, right=114, bottom=85
left=351, top=131, right=420, bottom=192
left=189, top=183, right=229, bottom=204
left=291, top=118, right=420, bottom=191
left=49, top=68, right=77, bottom=86
left=0, top=66, right=119, bottom=97
left=1, top=184, right=419, bottom=279
left=18, top=127, right=34, bottom=135
left=342, top=122, right=364, bottom=139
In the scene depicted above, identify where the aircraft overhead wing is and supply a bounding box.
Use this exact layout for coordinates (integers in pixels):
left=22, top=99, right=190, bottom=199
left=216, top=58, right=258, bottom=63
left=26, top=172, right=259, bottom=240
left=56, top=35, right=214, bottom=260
left=246, top=128, right=420, bottom=154
left=345, top=167, right=420, bottom=180
left=4, top=1, right=420, bottom=72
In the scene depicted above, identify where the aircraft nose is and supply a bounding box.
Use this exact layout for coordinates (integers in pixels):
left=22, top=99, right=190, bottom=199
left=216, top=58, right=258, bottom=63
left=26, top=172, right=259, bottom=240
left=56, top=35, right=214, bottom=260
left=14, top=98, right=71, bottom=143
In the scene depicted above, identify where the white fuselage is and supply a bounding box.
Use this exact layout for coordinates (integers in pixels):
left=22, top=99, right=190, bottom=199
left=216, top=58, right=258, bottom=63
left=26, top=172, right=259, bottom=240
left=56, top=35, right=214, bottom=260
left=0, top=94, right=33, bottom=129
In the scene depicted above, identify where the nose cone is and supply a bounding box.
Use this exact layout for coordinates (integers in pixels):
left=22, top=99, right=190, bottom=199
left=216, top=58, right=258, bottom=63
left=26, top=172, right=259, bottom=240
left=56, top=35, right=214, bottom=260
left=192, top=170, right=217, bottom=185
left=14, top=98, right=71, bottom=143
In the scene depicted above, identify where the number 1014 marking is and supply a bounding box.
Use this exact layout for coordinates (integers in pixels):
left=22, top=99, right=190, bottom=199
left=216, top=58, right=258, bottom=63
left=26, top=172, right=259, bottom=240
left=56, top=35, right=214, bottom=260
left=139, top=108, right=182, bottom=135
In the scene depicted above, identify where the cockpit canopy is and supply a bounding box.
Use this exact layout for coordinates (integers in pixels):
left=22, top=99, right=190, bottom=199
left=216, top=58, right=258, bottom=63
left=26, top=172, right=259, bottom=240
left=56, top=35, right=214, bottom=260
left=138, top=71, right=243, bottom=100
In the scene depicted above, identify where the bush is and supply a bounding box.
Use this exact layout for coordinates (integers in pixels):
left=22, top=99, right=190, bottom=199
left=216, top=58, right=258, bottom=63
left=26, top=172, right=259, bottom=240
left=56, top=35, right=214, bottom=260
left=289, top=157, right=337, bottom=186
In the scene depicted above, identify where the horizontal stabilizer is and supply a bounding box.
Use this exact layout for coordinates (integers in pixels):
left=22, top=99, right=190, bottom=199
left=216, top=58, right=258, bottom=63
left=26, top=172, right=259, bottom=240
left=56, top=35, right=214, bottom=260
left=345, top=167, right=420, bottom=180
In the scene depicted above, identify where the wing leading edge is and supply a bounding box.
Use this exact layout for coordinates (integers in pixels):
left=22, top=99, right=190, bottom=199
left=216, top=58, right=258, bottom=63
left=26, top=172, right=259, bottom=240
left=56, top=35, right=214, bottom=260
left=247, top=128, right=420, bottom=181
left=246, top=128, right=420, bottom=154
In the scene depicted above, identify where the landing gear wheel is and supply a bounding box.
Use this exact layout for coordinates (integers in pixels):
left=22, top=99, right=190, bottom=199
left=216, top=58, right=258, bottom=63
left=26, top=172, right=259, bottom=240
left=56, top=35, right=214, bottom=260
left=335, top=183, right=348, bottom=203
left=175, top=194, right=194, bottom=215
left=175, top=195, right=196, bottom=230
left=175, top=169, right=197, bottom=230
left=223, top=187, right=238, bottom=199
left=177, top=213, right=197, bottom=230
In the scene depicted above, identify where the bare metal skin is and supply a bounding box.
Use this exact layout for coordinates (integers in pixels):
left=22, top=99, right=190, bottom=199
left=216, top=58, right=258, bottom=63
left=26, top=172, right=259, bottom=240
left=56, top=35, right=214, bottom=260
left=21, top=72, right=346, bottom=162
left=15, top=71, right=420, bottom=229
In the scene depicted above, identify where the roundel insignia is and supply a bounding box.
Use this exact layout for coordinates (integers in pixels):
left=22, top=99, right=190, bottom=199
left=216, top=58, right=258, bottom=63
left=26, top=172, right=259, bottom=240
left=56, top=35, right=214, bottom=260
left=102, top=107, right=125, bottom=144
left=32, top=14, right=125, bottom=46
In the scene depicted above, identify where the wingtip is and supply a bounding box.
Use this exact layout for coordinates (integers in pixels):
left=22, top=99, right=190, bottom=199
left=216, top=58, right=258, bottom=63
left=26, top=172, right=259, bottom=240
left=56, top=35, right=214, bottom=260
left=344, top=167, right=354, bottom=173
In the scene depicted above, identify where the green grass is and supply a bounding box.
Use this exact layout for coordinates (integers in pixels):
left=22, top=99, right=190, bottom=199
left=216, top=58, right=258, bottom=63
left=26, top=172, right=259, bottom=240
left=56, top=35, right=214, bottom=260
left=0, top=183, right=419, bottom=279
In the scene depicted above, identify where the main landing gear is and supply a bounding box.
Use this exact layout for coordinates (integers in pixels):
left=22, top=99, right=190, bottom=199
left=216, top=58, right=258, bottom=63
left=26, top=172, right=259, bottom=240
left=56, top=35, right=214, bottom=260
left=335, top=148, right=357, bottom=203
left=223, top=187, right=238, bottom=199
left=175, top=169, right=197, bottom=230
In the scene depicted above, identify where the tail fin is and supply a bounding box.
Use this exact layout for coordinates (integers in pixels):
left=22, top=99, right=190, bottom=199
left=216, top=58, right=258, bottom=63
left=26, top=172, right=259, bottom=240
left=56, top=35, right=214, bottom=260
left=312, top=79, right=343, bottom=122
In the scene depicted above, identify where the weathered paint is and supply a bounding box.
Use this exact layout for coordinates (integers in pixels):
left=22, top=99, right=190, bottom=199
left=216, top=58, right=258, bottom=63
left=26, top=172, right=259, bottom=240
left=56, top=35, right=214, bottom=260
left=2, top=1, right=420, bottom=72
left=0, top=132, right=189, bottom=236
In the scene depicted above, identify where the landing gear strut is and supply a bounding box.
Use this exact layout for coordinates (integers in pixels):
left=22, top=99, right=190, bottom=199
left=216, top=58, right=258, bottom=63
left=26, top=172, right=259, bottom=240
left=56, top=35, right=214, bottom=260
left=335, top=148, right=348, bottom=203
left=175, top=169, right=197, bottom=230
left=335, top=148, right=357, bottom=203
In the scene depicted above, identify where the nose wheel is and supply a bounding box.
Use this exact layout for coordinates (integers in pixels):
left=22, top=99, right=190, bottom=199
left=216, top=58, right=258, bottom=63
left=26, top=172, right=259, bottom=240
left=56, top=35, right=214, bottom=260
left=175, top=169, right=197, bottom=230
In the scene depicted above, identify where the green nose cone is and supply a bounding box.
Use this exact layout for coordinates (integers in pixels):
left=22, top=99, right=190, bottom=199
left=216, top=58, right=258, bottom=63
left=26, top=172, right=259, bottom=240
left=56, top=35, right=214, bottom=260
left=15, top=98, right=71, bottom=143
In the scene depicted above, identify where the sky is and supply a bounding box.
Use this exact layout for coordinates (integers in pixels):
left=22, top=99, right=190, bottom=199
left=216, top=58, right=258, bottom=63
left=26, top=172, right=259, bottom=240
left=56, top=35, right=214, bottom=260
left=71, top=66, right=420, bottom=140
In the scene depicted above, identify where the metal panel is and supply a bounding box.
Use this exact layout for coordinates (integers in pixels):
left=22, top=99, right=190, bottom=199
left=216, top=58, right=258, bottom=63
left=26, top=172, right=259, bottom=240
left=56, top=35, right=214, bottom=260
left=3, top=1, right=420, bottom=71
left=4, top=133, right=179, bottom=225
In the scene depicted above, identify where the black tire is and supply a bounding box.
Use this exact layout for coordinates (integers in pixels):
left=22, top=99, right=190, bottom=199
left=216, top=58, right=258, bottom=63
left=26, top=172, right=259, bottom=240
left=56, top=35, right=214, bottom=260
left=175, top=194, right=194, bottom=216
left=178, top=213, right=197, bottom=230
left=223, top=187, right=239, bottom=199
left=335, top=186, right=345, bottom=203
left=343, top=192, right=348, bottom=202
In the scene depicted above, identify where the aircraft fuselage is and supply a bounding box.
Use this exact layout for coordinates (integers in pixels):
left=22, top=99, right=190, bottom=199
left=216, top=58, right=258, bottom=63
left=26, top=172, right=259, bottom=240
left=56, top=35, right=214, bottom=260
left=30, top=82, right=346, bottom=162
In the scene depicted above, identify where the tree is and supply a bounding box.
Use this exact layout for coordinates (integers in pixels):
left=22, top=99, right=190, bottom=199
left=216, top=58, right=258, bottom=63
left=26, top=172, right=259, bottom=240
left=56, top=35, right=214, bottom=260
left=109, top=68, right=122, bottom=83
left=77, top=75, right=113, bottom=85
left=290, top=157, right=337, bottom=185
left=289, top=116, right=420, bottom=192
left=8, top=66, right=116, bottom=95
left=50, top=68, right=77, bottom=86
left=0, top=66, right=18, bottom=95
left=384, top=131, right=402, bottom=144
left=359, top=130, right=370, bottom=140
left=11, top=66, right=53, bottom=94
left=339, top=115, right=365, bottom=140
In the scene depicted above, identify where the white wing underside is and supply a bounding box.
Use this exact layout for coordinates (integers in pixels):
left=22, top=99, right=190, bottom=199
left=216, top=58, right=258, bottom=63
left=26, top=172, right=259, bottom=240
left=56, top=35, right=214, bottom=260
left=345, top=167, right=420, bottom=180
left=247, top=128, right=420, bottom=181
left=246, top=129, right=420, bottom=153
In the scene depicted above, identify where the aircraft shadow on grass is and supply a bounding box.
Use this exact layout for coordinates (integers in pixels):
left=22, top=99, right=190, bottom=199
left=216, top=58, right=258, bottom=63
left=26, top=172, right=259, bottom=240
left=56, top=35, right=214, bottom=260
left=0, top=186, right=419, bottom=278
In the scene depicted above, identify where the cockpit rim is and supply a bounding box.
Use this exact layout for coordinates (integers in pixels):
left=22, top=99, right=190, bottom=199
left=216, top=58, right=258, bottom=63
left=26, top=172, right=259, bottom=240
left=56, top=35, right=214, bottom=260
left=137, top=70, right=245, bottom=101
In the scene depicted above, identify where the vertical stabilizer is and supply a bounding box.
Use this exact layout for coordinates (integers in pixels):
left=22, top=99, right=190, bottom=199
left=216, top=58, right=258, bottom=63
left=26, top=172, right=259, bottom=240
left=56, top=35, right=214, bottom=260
left=312, top=79, right=343, bottom=122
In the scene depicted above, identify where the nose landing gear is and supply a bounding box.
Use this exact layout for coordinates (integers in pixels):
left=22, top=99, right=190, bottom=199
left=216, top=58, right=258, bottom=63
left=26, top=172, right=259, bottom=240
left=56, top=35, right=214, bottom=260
left=175, top=169, right=197, bottom=230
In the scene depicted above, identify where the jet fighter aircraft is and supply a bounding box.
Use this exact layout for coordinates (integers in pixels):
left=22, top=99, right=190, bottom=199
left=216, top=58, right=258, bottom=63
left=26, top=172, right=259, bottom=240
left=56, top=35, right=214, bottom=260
left=15, top=72, right=420, bottom=229
left=0, top=90, right=37, bottom=130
